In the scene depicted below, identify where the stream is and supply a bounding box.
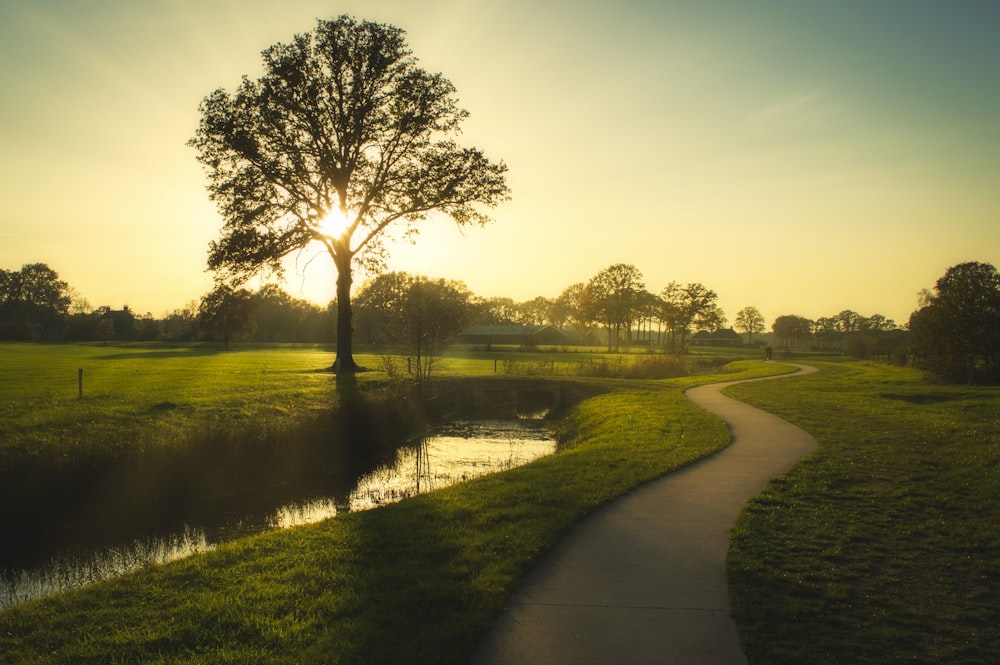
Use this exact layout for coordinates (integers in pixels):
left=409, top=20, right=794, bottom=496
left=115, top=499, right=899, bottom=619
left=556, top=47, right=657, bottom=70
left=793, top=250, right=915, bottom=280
left=0, top=418, right=555, bottom=610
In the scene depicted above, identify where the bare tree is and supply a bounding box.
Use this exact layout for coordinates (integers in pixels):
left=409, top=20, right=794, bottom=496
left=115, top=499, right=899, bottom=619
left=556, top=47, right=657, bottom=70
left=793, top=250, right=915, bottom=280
left=190, top=16, right=509, bottom=372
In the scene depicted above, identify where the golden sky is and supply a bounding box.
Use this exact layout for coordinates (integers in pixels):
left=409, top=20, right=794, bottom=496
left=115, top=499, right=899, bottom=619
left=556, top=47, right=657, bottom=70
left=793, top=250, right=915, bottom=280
left=1, top=0, right=998, bottom=326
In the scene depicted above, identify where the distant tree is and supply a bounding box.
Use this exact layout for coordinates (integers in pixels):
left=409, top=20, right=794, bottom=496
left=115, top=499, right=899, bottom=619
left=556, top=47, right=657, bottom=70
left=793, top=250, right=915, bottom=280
left=813, top=316, right=840, bottom=351
left=198, top=285, right=256, bottom=350
left=659, top=281, right=718, bottom=352
left=734, top=306, right=766, bottom=345
left=162, top=301, right=200, bottom=341
left=849, top=313, right=899, bottom=359
left=472, top=296, right=521, bottom=325
left=396, top=277, right=472, bottom=384
left=517, top=296, right=554, bottom=326
left=0, top=263, right=71, bottom=337
left=588, top=263, right=645, bottom=351
left=66, top=286, right=91, bottom=316
left=251, top=284, right=332, bottom=343
left=909, top=261, right=1000, bottom=383
left=134, top=313, right=163, bottom=341
left=633, top=290, right=662, bottom=345
left=551, top=282, right=599, bottom=343
left=190, top=15, right=509, bottom=373
left=353, top=272, right=412, bottom=344
left=695, top=305, right=728, bottom=332
left=771, top=314, right=813, bottom=350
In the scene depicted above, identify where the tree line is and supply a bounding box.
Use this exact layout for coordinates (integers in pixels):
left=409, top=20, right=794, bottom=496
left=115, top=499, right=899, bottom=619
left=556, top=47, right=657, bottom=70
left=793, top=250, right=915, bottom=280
left=0, top=261, right=736, bottom=351
left=0, top=264, right=334, bottom=345
left=3, top=260, right=997, bottom=384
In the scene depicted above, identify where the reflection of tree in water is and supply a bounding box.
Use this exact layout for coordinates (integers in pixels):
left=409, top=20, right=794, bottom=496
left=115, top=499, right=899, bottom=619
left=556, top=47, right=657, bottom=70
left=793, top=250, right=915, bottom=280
left=414, top=439, right=433, bottom=493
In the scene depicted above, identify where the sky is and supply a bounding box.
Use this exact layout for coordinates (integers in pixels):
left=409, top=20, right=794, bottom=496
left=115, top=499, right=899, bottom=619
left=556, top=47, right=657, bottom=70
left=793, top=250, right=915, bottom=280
left=1, top=0, right=998, bottom=327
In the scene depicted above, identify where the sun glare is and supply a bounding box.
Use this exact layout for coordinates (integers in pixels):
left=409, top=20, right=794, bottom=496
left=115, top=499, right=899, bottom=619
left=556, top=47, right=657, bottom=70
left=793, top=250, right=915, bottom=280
left=317, top=208, right=351, bottom=239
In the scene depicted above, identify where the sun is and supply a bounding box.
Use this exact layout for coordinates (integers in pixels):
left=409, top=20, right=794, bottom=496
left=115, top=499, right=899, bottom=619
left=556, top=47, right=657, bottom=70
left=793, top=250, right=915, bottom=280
left=317, top=207, right=351, bottom=239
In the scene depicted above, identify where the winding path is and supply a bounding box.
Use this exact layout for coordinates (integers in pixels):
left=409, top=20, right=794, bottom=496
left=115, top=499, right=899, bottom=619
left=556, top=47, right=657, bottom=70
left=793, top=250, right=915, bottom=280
left=473, top=365, right=818, bottom=664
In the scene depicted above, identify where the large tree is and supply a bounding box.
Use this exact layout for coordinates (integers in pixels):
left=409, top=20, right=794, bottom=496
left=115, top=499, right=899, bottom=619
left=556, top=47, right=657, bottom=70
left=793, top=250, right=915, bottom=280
left=190, top=16, right=509, bottom=372
left=909, top=261, right=1000, bottom=383
left=0, top=263, right=72, bottom=338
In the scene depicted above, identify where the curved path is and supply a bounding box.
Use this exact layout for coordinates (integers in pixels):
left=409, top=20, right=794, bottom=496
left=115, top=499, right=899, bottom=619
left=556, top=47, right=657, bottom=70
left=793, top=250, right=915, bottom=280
left=473, top=365, right=818, bottom=665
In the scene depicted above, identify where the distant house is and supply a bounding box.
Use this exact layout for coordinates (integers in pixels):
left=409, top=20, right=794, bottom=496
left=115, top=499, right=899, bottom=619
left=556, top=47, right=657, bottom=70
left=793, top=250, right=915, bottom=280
left=690, top=327, right=743, bottom=347
left=456, top=324, right=568, bottom=347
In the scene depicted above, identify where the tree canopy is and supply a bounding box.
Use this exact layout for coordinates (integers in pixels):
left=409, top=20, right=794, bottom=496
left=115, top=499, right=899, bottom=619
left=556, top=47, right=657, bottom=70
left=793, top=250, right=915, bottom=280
left=190, top=15, right=509, bottom=372
left=0, top=263, right=71, bottom=338
left=587, top=264, right=645, bottom=351
left=734, top=306, right=765, bottom=345
left=909, top=261, right=1000, bottom=383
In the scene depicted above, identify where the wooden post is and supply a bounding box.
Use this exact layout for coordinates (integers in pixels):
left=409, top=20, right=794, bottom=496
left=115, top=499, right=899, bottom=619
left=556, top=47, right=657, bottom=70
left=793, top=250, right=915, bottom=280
left=78, top=368, right=83, bottom=399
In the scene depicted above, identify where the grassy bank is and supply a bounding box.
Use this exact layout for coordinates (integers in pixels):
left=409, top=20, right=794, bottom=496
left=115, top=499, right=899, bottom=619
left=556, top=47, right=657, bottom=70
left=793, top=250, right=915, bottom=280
left=0, top=353, right=786, bottom=663
left=0, top=342, right=762, bottom=529
left=0, top=343, right=432, bottom=531
left=727, top=361, right=1000, bottom=664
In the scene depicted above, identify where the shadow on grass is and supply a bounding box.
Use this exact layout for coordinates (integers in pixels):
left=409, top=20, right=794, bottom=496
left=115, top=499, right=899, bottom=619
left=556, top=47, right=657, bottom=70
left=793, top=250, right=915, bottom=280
left=93, top=347, right=229, bottom=361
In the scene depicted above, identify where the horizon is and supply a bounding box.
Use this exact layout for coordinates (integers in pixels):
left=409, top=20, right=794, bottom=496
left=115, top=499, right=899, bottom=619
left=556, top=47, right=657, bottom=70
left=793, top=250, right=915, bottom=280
left=2, top=1, right=998, bottom=328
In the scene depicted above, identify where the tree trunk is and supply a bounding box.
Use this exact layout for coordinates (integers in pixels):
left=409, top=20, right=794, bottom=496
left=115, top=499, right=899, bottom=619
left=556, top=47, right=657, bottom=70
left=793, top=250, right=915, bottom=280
left=332, top=247, right=359, bottom=373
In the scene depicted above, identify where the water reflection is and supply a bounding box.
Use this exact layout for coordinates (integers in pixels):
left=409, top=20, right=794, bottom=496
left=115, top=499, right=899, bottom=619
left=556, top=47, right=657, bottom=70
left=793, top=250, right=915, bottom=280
left=0, top=419, right=554, bottom=609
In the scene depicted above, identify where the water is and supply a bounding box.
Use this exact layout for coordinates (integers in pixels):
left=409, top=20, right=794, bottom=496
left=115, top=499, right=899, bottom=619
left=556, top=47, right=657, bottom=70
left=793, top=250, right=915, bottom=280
left=0, top=419, right=555, bottom=609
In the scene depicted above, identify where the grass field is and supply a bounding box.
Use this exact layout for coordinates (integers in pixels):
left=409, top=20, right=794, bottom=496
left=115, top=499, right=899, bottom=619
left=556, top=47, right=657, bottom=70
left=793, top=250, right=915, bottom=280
left=6, top=344, right=996, bottom=663
left=0, top=341, right=754, bottom=456
left=726, top=361, right=1000, bottom=664
left=0, top=342, right=785, bottom=663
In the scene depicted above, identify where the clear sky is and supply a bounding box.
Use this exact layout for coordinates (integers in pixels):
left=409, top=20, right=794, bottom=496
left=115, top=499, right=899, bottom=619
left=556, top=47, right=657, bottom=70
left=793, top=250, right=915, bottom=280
left=2, top=0, right=998, bottom=327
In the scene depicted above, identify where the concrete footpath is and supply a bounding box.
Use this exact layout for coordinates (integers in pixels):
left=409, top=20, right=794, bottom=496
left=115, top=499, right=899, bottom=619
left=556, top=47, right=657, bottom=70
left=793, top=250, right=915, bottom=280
left=472, top=365, right=818, bottom=665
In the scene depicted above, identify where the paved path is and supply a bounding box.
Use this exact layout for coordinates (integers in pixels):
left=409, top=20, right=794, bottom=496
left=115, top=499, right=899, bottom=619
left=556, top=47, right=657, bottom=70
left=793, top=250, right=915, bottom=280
left=473, top=365, right=818, bottom=664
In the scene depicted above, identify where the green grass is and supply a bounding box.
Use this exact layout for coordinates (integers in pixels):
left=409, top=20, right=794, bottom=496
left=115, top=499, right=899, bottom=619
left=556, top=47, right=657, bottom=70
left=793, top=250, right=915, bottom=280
left=726, top=361, right=1000, bottom=664
left=0, top=341, right=769, bottom=457
left=0, top=343, right=788, bottom=664
left=1, top=343, right=353, bottom=456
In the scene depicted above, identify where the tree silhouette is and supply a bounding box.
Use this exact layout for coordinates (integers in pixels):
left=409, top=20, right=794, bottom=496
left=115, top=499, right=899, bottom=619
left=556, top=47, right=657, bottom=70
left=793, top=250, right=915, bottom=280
left=190, top=16, right=509, bottom=372
left=198, top=285, right=256, bottom=350
left=588, top=264, right=645, bottom=351
left=659, top=282, right=718, bottom=352
left=734, top=306, right=765, bottom=345
left=771, top=314, right=813, bottom=350
left=909, top=261, right=1000, bottom=383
